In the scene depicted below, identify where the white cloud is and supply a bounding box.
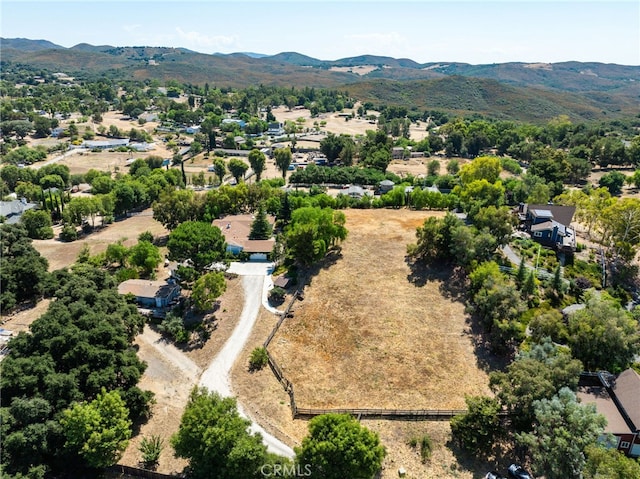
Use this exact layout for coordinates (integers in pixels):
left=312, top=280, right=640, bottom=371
left=174, top=27, right=237, bottom=52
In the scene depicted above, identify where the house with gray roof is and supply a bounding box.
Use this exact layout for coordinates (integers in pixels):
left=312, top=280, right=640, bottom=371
left=519, top=204, right=577, bottom=252
left=118, top=279, right=181, bottom=314
left=0, top=199, right=37, bottom=224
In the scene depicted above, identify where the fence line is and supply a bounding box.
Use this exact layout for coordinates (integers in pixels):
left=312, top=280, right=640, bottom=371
left=107, top=464, right=181, bottom=479
left=260, top=288, right=488, bottom=422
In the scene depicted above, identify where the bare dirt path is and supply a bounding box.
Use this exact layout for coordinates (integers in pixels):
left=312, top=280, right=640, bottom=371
left=199, top=263, right=295, bottom=458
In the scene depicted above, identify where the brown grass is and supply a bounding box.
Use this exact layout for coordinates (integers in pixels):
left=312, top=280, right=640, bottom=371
left=269, top=208, right=492, bottom=410
left=32, top=209, right=169, bottom=271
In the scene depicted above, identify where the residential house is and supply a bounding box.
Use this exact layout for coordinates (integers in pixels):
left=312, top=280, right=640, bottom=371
left=117, top=279, right=181, bottom=312
left=82, top=139, right=130, bottom=150
left=519, top=204, right=576, bottom=252
left=392, top=146, right=408, bottom=160
left=577, top=369, right=640, bottom=457
left=267, top=122, right=284, bottom=136
left=345, top=185, right=366, bottom=199
left=221, top=118, right=246, bottom=129
left=0, top=198, right=38, bottom=224
left=184, top=125, right=201, bottom=134
left=212, top=214, right=276, bottom=261
left=379, top=179, right=395, bottom=194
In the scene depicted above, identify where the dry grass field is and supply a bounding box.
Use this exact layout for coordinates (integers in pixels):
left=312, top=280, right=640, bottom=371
left=268, top=209, right=492, bottom=410
left=32, top=209, right=169, bottom=271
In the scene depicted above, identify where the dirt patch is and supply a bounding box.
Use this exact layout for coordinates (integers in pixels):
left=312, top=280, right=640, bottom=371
left=231, top=305, right=309, bottom=449
left=269, top=209, right=492, bottom=410
left=32, top=209, right=169, bottom=271
left=181, top=275, right=245, bottom=369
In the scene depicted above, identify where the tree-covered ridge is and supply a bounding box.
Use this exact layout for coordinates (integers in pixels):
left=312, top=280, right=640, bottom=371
left=0, top=264, right=151, bottom=477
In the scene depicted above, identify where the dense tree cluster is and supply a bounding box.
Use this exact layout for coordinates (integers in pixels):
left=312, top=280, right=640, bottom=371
left=0, top=223, right=49, bottom=310
left=1, top=265, right=151, bottom=477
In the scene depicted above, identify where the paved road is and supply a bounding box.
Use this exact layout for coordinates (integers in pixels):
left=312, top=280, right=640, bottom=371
left=199, top=262, right=295, bottom=458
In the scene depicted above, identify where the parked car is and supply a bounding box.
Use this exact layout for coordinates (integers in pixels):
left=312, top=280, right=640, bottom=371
left=508, top=464, right=533, bottom=479
left=485, top=471, right=506, bottom=479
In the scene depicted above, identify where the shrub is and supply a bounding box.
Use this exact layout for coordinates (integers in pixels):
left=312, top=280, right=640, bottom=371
left=249, top=346, right=268, bottom=371
left=268, top=286, right=286, bottom=305
left=158, top=313, right=189, bottom=343
left=138, top=231, right=154, bottom=243
left=59, top=224, right=78, bottom=242
left=139, top=435, right=163, bottom=469
left=408, top=434, right=433, bottom=463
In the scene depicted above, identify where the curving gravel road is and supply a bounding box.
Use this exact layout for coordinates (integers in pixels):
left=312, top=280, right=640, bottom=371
left=198, top=262, right=295, bottom=458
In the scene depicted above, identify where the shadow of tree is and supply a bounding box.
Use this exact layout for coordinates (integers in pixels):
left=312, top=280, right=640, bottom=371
left=406, top=256, right=512, bottom=373
left=445, top=435, right=519, bottom=479
left=298, top=246, right=343, bottom=288
left=405, top=256, right=467, bottom=300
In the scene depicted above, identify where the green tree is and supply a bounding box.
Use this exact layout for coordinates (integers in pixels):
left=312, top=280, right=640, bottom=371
left=228, top=158, right=249, bottom=184
left=295, top=413, right=385, bottom=479
left=427, top=159, right=440, bottom=176
left=128, top=240, right=162, bottom=277
left=248, top=148, right=266, bottom=182
left=459, top=155, right=501, bottom=185
left=249, top=205, right=273, bottom=240
left=61, top=389, right=132, bottom=469
left=566, top=294, right=640, bottom=372
left=584, top=444, right=640, bottom=479
left=152, top=189, right=200, bottom=230
left=0, top=223, right=49, bottom=310
left=20, top=209, right=54, bottom=239
left=171, top=388, right=280, bottom=479
left=490, top=338, right=583, bottom=430
left=191, top=272, right=226, bottom=312
left=105, top=240, right=128, bottom=267
left=167, top=221, right=227, bottom=271
left=320, top=133, right=344, bottom=162
left=472, top=205, right=515, bottom=245
left=599, top=171, right=626, bottom=195
left=274, top=147, right=293, bottom=179
left=213, top=159, right=226, bottom=185
left=518, top=388, right=606, bottom=479
left=450, top=396, right=502, bottom=456
left=447, top=158, right=460, bottom=175
left=286, top=207, right=347, bottom=266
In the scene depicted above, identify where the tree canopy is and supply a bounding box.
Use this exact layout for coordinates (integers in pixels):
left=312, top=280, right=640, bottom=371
left=167, top=221, right=227, bottom=271
left=171, top=388, right=286, bottom=479
left=517, top=388, right=606, bottom=479
left=0, top=265, right=150, bottom=477
left=295, top=413, right=386, bottom=479
left=61, top=388, right=132, bottom=469
left=285, top=207, right=347, bottom=266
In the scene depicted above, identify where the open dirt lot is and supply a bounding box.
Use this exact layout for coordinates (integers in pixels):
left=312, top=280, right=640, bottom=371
left=269, top=209, right=492, bottom=410
left=272, top=105, right=430, bottom=141
left=231, top=208, right=500, bottom=478
left=32, top=209, right=169, bottom=271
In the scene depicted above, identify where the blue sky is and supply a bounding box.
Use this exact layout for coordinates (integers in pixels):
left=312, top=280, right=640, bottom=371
left=2, top=1, right=639, bottom=65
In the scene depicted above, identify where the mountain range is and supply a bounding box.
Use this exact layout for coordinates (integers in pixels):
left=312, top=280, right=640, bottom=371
left=2, top=38, right=639, bottom=122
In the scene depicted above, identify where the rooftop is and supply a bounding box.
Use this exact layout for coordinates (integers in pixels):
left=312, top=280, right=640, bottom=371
left=117, top=279, right=179, bottom=299
left=212, top=214, right=276, bottom=253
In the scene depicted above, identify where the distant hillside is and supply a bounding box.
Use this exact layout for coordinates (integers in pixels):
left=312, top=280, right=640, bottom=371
left=2, top=38, right=639, bottom=122
left=333, top=55, right=422, bottom=69
left=267, top=52, right=326, bottom=67
left=0, top=37, right=63, bottom=51
left=345, top=76, right=638, bottom=122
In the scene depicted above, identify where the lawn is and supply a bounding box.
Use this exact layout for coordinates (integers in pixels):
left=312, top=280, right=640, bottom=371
left=269, top=208, right=492, bottom=410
